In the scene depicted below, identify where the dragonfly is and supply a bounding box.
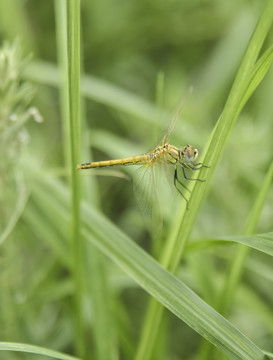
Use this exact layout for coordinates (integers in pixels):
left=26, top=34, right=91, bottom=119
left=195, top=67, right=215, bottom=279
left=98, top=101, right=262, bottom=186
left=77, top=106, right=208, bottom=213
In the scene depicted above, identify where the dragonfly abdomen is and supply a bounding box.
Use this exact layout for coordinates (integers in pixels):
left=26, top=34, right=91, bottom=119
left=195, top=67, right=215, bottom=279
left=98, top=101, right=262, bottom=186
left=77, top=154, right=150, bottom=169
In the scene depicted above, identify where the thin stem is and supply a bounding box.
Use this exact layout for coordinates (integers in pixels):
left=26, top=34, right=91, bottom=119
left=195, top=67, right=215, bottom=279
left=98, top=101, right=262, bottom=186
left=66, top=0, right=85, bottom=357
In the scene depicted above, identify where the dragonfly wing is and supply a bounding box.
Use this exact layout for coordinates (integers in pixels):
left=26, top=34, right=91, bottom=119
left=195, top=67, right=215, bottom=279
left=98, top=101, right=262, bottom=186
left=133, top=159, right=178, bottom=235
left=133, top=163, right=162, bottom=234
left=161, top=87, right=193, bottom=145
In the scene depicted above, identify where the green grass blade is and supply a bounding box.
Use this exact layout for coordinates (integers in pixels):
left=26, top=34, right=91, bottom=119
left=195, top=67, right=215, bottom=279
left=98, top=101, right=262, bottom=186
left=239, top=46, right=273, bottom=112
left=22, top=60, right=160, bottom=124
left=55, top=1, right=116, bottom=358
left=0, top=342, right=81, bottom=360
left=264, top=352, right=273, bottom=359
left=23, top=201, right=70, bottom=268
left=188, top=232, right=273, bottom=257
left=244, top=159, right=273, bottom=234
left=66, top=0, right=85, bottom=357
left=0, top=173, right=28, bottom=246
left=54, top=0, right=70, bottom=169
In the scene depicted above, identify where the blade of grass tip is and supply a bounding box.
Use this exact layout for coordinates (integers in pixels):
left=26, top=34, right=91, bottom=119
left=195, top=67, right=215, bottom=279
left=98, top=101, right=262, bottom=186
left=135, top=1, right=273, bottom=359
left=239, top=45, right=273, bottom=113
left=66, top=0, right=85, bottom=358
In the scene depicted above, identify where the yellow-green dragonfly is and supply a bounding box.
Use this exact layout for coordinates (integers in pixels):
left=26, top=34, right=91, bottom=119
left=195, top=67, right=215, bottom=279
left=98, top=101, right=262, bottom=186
left=77, top=109, right=208, bottom=211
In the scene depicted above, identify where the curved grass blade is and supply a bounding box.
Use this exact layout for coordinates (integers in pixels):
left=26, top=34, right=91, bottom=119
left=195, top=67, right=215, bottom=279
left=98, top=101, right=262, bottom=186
left=0, top=342, right=81, bottom=360
left=187, top=232, right=273, bottom=257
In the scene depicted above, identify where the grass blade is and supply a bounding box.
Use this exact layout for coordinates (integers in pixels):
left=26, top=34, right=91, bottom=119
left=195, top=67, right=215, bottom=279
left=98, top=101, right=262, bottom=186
left=188, top=232, right=273, bottom=257
left=66, top=0, right=84, bottom=357
left=0, top=342, right=81, bottom=360
left=22, top=60, right=160, bottom=125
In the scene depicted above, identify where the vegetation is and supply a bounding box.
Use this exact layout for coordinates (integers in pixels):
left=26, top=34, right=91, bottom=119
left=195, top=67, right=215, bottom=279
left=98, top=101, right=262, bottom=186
left=0, top=0, right=273, bottom=359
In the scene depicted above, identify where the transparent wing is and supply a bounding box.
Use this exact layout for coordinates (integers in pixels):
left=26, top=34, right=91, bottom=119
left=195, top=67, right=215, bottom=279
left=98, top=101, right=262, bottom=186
left=160, top=87, right=193, bottom=145
left=133, top=158, right=178, bottom=235
left=133, top=162, right=162, bottom=235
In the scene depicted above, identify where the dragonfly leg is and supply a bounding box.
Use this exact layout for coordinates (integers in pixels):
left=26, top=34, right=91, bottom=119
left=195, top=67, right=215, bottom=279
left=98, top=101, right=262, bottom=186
left=189, top=163, right=210, bottom=170
left=182, top=166, right=205, bottom=182
left=174, top=167, right=191, bottom=192
left=174, top=167, right=190, bottom=210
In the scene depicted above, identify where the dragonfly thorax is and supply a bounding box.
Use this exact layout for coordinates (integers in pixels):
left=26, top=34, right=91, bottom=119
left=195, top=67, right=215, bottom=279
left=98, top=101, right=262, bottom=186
left=150, top=143, right=198, bottom=166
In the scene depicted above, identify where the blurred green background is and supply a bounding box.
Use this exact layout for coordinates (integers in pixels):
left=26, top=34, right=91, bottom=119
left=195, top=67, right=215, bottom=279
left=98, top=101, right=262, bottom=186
left=0, top=0, right=272, bottom=359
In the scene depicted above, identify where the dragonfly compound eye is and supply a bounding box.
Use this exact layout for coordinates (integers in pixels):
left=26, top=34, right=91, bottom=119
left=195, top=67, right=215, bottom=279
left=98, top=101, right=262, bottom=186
left=193, top=149, right=199, bottom=159
left=185, top=145, right=198, bottom=163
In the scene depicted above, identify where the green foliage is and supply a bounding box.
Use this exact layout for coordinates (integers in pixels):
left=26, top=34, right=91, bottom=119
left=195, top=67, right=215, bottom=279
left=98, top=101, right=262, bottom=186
left=0, top=40, right=41, bottom=244
left=0, top=1, right=273, bottom=360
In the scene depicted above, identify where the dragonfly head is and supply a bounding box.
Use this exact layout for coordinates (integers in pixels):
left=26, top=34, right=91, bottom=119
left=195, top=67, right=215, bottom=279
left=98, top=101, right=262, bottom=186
left=184, top=144, right=198, bottom=163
